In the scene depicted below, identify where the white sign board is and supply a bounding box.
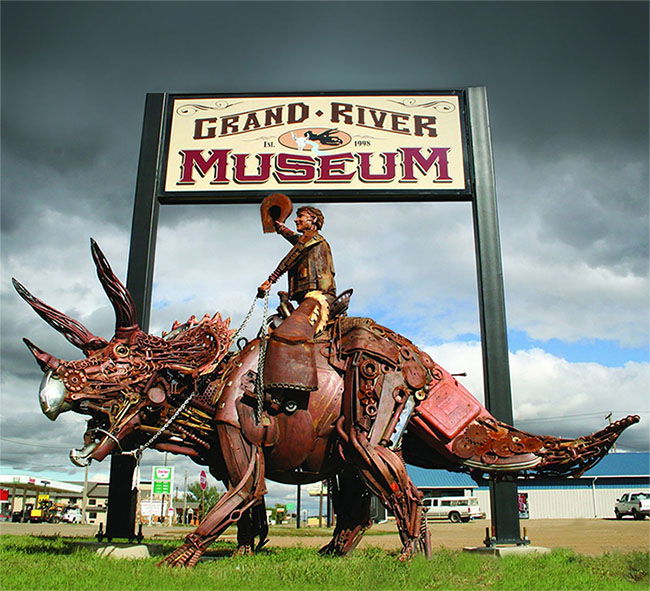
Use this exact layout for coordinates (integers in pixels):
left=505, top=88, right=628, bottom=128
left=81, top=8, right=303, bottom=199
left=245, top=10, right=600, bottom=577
left=140, top=500, right=166, bottom=516
left=160, top=92, right=470, bottom=199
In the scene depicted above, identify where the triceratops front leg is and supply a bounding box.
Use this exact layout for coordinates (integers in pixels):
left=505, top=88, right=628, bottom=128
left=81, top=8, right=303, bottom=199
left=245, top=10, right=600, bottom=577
left=159, top=424, right=267, bottom=567
left=236, top=500, right=269, bottom=552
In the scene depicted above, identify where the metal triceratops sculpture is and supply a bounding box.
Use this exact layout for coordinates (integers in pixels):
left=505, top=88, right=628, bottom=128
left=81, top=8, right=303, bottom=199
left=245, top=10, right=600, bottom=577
left=14, top=240, right=638, bottom=565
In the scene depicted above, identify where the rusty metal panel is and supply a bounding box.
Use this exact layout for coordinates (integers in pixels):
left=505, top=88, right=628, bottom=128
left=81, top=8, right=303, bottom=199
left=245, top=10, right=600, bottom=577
left=416, top=378, right=481, bottom=440
left=340, top=328, right=400, bottom=365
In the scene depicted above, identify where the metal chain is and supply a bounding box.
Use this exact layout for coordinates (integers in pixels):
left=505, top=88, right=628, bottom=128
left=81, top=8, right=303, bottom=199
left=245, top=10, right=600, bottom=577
left=123, top=293, right=266, bottom=459
left=229, top=295, right=260, bottom=346
left=123, top=381, right=200, bottom=460
left=254, top=290, right=270, bottom=423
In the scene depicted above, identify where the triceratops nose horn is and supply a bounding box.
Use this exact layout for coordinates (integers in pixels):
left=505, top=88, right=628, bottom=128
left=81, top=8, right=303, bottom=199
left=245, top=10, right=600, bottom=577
left=23, top=338, right=61, bottom=371
left=90, top=239, right=138, bottom=331
left=12, top=278, right=108, bottom=354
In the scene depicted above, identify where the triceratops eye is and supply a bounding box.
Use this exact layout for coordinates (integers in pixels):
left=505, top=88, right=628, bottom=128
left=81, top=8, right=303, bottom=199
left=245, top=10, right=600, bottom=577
left=113, top=344, right=130, bottom=357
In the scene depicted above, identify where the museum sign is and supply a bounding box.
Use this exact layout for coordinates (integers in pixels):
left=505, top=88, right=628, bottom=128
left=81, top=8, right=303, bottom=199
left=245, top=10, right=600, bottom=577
left=160, top=92, right=471, bottom=201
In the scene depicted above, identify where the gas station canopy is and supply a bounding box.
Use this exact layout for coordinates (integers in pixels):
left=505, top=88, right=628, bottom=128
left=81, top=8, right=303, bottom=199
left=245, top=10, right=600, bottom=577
left=0, top=475, right=83, bottom=494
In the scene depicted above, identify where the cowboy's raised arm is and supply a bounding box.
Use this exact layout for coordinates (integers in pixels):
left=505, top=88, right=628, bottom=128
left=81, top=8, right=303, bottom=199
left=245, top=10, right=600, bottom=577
left=274, top=220, right=299, bottom=244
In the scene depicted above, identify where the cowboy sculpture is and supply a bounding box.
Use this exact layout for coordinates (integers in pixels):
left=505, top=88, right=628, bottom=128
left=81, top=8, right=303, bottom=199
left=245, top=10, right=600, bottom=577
left=258, top=204, right=336, bottom=394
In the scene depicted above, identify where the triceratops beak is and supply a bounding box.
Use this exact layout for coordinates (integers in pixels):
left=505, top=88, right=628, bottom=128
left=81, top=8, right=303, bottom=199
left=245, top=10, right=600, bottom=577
left=23, top=338, right=61, bottom=372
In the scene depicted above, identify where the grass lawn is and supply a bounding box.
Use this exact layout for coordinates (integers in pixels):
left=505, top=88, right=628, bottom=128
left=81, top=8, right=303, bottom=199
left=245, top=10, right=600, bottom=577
left=0, top=534, right=647, bottom=591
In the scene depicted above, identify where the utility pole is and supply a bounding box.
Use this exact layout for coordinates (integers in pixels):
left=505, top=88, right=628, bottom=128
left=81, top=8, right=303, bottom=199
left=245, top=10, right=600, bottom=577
left=326, top=478, right=332, bottom=528
left=318, top=480, right=324, bottom=528
left=605, top=412, right=616, bottom=452
left=182, top=470, right=188, bottom=525
left=296, top=484, right=301, bottom=529
left=82, top=465, right=89, bottom=524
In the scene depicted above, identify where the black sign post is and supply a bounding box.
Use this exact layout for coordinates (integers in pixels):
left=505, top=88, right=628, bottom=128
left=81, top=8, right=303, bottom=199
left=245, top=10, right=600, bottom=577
left=106, top=87, right=524, bottom=546
left=103, top=93, right=164, bottom=541
left=467, top=87, right=524, bottom=544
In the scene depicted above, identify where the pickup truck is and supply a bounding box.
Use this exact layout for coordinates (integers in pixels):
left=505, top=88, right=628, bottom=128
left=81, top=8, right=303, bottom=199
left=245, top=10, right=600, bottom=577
left=423, top=496, right=485, bottom=523
left=614, top=492, right=649, bottom=520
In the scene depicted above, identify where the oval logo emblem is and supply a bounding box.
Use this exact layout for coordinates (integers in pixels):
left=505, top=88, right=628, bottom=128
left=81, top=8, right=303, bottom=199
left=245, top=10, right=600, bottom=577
left=278, top=128, right=351, bottom=153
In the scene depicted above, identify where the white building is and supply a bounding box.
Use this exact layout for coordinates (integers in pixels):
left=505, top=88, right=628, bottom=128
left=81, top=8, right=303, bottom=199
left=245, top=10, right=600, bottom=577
left=407, top=452, right=650, bottom=519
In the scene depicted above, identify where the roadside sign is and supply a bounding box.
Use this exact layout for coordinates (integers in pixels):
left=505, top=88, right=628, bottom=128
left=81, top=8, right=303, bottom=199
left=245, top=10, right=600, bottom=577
left=199, top=470, right=207, bottom=491
left=152, top=466, right=174, bottom=495
left=140, top=500, right=165, bottom=516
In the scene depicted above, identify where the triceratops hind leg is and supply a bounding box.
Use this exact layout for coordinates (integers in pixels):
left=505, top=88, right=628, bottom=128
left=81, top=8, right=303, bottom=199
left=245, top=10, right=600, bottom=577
left=159, top=425, right=267, bottom=567
left=319, top=468, right=372, bottom=556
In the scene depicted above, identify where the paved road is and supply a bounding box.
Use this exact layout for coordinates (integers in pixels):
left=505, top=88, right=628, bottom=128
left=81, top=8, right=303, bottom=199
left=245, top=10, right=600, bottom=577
left=1, top=518, right=648, bottom=556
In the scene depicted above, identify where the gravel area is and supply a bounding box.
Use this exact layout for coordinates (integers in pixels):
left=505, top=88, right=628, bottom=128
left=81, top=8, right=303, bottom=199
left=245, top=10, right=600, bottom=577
left=2, top=518, right=648, bottom=557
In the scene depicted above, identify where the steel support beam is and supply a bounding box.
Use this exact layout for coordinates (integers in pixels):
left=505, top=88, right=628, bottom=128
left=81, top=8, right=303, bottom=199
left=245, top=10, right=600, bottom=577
left=126, top=92, right=165, bottom=330
left=105, top=93, right=165, bottom=540
left=467, top=86, right=525, bottom=545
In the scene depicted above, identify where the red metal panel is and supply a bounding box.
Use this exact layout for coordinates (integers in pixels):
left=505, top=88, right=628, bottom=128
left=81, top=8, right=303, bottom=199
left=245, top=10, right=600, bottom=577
left=416, top=377, right=481, bottom=440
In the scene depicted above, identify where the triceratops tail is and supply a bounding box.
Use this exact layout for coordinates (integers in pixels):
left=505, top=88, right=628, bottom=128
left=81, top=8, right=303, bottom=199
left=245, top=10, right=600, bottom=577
left=403, top=357, right=640, bottom=479
left=402, top=349, right=640, bottom=480
left=458, top=414, right=640, bottom=479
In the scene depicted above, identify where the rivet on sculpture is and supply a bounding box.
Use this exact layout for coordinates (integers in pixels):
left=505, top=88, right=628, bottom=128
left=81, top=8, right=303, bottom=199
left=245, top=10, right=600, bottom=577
left=14, top=195, right=639, bottom=566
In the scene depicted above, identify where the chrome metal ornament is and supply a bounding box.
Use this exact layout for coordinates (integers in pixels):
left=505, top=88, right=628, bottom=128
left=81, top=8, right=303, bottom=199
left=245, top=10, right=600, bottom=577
left=39, top=370, right=71, bottom=421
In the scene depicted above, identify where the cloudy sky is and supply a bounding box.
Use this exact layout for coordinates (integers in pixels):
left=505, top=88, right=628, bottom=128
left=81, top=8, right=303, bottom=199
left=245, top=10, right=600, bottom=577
left=1, top=1, right=648, bottom=512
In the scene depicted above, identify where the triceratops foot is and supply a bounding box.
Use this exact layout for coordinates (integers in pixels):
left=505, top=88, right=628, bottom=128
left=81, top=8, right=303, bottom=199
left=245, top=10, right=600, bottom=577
left=398, top=539, right=419, bottom=562
left=158, top=536, right=206, bottom=568
left=232, top=544, right=254, bottom=556
left=319, top=525, right=368, bottom=556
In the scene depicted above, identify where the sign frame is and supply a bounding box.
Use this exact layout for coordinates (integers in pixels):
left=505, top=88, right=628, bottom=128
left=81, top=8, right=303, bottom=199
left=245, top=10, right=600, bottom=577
left=110, top=86, right=525, bottom=547
left=157, top=90, right=475, bottom=204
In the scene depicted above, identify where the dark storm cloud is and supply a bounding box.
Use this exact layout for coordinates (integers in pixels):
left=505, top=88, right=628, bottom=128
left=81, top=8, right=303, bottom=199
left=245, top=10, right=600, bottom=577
left=1, top=1, right=648, bottom=472
left=2, top=2, right=646, bottom=264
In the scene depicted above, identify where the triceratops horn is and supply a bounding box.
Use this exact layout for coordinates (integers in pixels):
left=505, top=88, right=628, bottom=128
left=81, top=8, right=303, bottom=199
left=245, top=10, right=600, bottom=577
left=23, top=338, right=61, bottom=371
left=90, top=239, right=138, bottom=331
left=12, top=278, right=108, bottom=353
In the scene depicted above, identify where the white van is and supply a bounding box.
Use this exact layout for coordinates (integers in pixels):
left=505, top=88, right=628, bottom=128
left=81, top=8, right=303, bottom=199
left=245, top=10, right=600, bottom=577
left=423, top=496, right=484, bottom=523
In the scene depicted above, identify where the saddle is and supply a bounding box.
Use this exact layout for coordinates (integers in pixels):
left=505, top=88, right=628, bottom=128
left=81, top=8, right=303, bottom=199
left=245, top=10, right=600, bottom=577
left=262, top=289, right=353, bottom=398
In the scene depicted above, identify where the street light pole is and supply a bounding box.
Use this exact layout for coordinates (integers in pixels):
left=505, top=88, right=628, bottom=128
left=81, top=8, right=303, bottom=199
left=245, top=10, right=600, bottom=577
left=296, top=484, right=301, bottom=529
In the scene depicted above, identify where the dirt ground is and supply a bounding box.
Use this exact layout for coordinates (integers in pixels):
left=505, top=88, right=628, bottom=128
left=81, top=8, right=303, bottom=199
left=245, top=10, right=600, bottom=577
left=2, top=518, right=648, bottom=556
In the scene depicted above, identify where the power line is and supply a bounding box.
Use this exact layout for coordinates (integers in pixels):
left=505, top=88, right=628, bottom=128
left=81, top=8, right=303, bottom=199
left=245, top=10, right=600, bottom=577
left=517, top=411, right=648, bottom=424
left=0, top=436, right=71, bottom=450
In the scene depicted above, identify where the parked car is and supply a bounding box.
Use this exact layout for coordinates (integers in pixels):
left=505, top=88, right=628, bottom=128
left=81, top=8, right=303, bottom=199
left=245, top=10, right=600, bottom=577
left=423, top=496, right=485, bottom=523
left=61, top=508, right=83, bottom=523
left=614, top=492, right=649, bottom=520
left=11, top=508, right=31, bottom=522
